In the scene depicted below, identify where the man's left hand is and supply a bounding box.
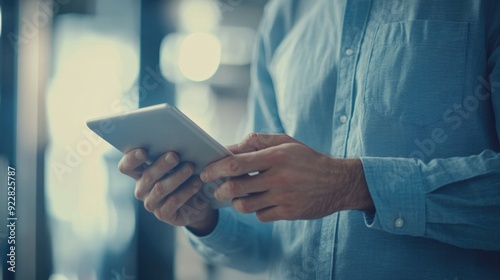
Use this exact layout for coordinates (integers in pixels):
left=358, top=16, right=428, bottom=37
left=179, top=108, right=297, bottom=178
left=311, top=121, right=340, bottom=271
left=200, top=133, right=374, bottom=222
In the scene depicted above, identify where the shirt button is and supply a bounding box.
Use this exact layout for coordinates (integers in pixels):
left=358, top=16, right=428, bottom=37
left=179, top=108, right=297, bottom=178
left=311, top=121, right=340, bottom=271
left=345, top=48, right=354, bottom=56
left=339, top=115, right=348, bottom=123
left=394, top=217, right=404, bottom=228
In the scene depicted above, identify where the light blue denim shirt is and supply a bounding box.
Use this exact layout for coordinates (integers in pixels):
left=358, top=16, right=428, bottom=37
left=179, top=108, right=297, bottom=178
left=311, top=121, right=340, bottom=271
left=186, top=0, right=500, bottom=279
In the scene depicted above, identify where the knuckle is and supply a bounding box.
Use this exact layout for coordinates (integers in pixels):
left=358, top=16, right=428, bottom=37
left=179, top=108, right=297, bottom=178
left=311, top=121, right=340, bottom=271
left=157, top=205, right=176, bottom=223
left=247, top=132, right=258, bottom=141
left=234, top=199, right=253, bottom=213
left=261, top=133, right=276, bottom=145
left=256, top=211, right=269, bottom=222
left=225, top=180, right=241, bottom=197
left=273, top=170, right=293, bottom=186
left=167, top=195, right=180, bottom=209
left=151, top=162, right=168, bottom=179
left=134, top=187, right=145, bottom=200
left=150, top=162, right=164, bottom=176
left=144, top=200, right=154, bottom=212
left=154, top=208, right=169, bottom=222
left=246, top=152, right=257, bottom=163
left=225, top=158, right=242, bottom=175
left=141, top=171, right=153, bottom=185
left=278, top=133, right=290, bottom=141
left=271, top=148, right=287, bottom=163
left=175, top=164, right=193, bottom=182
left=127, top=152, right=137, bottom=167
left=246, top=132, right=260, bottom=147
left=153, top=182, right=163, bottom=195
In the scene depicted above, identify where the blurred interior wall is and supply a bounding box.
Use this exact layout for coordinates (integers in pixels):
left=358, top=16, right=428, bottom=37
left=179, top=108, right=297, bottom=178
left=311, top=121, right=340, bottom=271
left=0, top=0, right=19, bottom=276
left=15, top=0, right=52, bottom=279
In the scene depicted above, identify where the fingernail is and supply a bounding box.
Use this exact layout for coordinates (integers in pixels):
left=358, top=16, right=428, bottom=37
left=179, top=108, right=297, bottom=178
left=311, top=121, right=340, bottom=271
left=200, top=171, right=207, bottom=182
left=135, top=150, right=145, bottom=161
left=182, top=164, right=192, bottom=175
left=214, top=190, right=221, bottom=201
left=165, top=153, right=177, bottom=165
left=192, top=179, right=202, bottom=187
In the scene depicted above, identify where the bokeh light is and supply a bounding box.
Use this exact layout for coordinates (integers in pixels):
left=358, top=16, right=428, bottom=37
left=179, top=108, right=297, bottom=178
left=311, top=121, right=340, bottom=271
left=177, top=0, right=220, bottom=32
left=178, top=32, right=221, bottom=82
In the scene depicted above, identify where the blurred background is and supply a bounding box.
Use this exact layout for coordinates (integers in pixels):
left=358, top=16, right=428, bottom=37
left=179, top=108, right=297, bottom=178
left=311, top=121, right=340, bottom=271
left=0, top=0, right=268, bottom=279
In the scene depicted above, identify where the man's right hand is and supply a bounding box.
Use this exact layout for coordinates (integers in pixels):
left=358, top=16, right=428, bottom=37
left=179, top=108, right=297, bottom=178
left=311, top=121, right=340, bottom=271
left=118, top=149, right=218, bottom=236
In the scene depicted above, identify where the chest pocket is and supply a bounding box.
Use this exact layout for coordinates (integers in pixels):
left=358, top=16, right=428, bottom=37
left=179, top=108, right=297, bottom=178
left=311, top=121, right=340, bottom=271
left=363, top=20, right=468, bottom=127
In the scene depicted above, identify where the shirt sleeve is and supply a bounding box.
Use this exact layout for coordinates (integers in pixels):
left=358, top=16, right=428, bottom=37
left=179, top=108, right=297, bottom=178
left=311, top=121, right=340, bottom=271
left=360, top=8, right=500, bottom=250
left=184, top=208, right=273, bottom=273
left=361, top=150, right=500, bottom=251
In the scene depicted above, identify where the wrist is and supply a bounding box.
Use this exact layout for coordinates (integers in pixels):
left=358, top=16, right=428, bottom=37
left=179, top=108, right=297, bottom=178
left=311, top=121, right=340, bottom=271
left=347, top=158, right=375, bottom=211
left=186, top=209, right=219, bottom=236
left=324, top=157, right=375, bottom=212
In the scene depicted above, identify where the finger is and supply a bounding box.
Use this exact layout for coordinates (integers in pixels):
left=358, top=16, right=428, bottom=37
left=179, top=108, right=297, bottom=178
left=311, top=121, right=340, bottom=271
left=201, top=150, right=271, bottom=183
left=231, top=192, right=275, bottom=214
left=230, top=133, right=298, bottom=154
left=154, top=176, right=204, bottom=221
left=143, top=163, right=195, bottom=211
left=118, top=149, right=148, bottom=179
left=214, top=173, right=269, bottom=201
left=202, top=133, right=299, bottom=182
left=135, top=152, right=180, bottom=200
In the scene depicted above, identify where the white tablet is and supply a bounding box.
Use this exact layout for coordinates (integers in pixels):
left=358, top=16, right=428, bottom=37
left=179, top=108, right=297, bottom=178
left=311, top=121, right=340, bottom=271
left=86, top=103, right=232, bottom=208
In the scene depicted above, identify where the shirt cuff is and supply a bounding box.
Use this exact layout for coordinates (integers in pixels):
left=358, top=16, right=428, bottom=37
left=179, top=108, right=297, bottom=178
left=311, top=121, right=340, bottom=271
left=183, top=208, right=239, bottom=256
left=360, top=157, right=426, bottom=237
